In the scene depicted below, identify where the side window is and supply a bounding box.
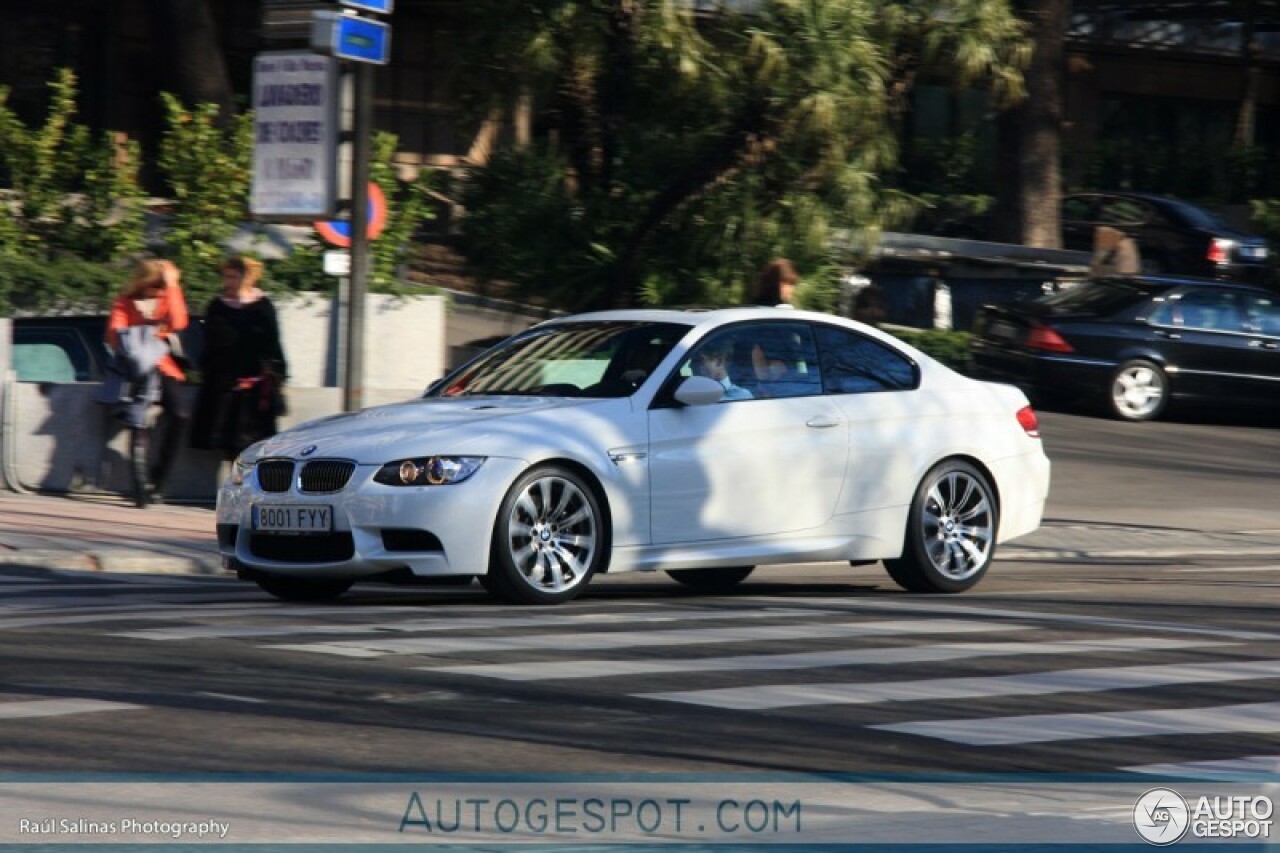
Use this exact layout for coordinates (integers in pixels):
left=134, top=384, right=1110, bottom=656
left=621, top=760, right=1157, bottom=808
left=1243, top=292, right=1280, bottom=336
left=814, top=324, right=918, bottom=394
left=12, top=328, right=94, bottom=382
left=744, top=323, right=822, bottom=399
left=1097, top=198, right=1149, bottom=227
left=680, top=330, right=756, bottom=403
left=1061, top=196, right=1095, bottom=222
left=1171, top=290, right=1246, bottom=332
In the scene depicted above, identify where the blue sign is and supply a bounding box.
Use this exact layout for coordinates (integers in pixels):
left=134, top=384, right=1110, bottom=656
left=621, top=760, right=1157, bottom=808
left=312, top=13, right=391, bottom=65
left=340, top=0, right=394, bottom=14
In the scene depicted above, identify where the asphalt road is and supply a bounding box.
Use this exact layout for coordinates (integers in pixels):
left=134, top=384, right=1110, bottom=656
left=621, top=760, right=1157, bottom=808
left=1, top=411, right=1278, bottom=785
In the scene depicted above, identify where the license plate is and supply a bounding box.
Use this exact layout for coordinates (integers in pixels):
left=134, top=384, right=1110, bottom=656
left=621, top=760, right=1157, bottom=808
left=253, top=505, right=333, bottom=534
left=1241, top=246, right=1268, bottom=260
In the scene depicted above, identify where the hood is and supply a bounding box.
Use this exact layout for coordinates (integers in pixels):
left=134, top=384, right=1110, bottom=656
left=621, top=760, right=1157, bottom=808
left=248, top=395, right=606, bottom=463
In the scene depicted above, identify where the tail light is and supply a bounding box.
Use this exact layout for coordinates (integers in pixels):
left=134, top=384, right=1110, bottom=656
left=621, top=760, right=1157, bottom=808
left=1016, top=405, right=1040, bottom=438
left=1025, top=324, right=1074, bottom=353
left=1207, top=238, right=1234, bottom=265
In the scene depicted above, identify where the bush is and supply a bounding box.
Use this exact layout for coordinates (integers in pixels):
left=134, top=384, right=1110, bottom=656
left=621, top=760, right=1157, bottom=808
left=886, top=327, right=972, bottom=373
left=0, top=253, right=119, bottom=314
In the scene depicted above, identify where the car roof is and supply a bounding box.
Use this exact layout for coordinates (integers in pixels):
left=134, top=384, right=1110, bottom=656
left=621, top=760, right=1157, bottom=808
left=535, top=306, right=832, bottom=329
left=1094, top=274, right=1275, bottom=294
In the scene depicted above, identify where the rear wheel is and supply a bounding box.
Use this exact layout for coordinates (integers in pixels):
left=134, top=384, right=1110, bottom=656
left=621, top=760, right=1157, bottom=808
left=666, top=566, right=755, bottom=592
left=1109, top=358, right=1168, bottom=421
left=884, top=460, right=997, bottom=594
left=485, top=465, right=608, bottom=604
left=254, top=575, right=353, bottom=602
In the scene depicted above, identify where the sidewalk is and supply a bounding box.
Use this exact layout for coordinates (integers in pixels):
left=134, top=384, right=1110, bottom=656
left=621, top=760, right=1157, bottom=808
left=2, top=491, right=1280, bottom=578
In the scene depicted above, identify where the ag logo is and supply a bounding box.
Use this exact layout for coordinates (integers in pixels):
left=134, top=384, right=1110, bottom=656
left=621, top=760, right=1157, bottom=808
left=300, top=445, right=319, bottom=457
left=1134, top=787, right=1190, bottom=845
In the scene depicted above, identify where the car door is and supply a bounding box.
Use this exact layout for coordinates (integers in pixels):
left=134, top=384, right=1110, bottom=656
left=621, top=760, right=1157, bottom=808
left=812, top=323, right=922, bottom=516
left=1241, top=290, right=1280, bottom=394
left=1147, top=288, right=1256, bottom=397
left=647, top=322, right=848, bottom=544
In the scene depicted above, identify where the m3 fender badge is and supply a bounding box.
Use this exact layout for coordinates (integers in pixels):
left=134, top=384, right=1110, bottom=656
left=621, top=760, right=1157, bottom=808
left=300, top=445, right=319, bottom=457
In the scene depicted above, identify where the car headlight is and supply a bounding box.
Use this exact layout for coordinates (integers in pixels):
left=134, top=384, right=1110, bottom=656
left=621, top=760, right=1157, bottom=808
left=231, top=454, right=256, bottom=486
left=374, top=456, right=485, bottom=486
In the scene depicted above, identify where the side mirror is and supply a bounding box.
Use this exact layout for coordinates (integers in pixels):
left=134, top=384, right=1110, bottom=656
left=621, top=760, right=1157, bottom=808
left=673, top=375, right=725, bottom=406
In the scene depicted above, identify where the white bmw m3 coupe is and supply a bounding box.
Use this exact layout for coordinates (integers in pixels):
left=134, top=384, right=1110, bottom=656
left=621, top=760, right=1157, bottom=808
left=217, top=308, right=1050, bottom=603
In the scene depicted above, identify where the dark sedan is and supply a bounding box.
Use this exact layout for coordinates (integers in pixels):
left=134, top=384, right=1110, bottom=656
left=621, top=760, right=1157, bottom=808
left=970, top=276, right=1280, bottom=421
left=1062, top=192, right=1272, bottom=283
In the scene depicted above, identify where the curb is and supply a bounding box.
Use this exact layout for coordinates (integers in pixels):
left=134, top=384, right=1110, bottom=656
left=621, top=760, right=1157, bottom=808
left=1000, top=546, right=1280, bottom=562
left=0, top=549, right=225, bottom=576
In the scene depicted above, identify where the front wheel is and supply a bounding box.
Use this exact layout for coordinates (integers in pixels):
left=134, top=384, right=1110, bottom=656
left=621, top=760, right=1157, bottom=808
left=254, top=575, right=353, bottom=602
left=485, top=465, right=608, bottom=604
left=1109, top=358, right=1168, bottom=421
left=884, top=460, right=998, bottom=594
left=666, top=566, right=755, bottom=592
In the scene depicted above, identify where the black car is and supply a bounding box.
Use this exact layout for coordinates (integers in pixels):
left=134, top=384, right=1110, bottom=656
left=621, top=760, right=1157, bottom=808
left=1062, top=192, right=1272, bottom=283
left=970, top=276, right=1280, bottom=421
left=10, top=315, right=203, bottom=383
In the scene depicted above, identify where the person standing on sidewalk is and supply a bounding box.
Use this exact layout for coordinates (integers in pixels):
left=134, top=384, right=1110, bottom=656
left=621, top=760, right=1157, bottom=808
left=189, top=255, right=288, bottom=460
left=105, top=258, right=192, bottom=503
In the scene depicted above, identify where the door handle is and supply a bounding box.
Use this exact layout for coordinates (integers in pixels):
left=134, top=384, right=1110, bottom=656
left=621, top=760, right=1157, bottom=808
left=806, top=416, right=842, bottom=429
left=1154, top=329, right=1181, bottom=340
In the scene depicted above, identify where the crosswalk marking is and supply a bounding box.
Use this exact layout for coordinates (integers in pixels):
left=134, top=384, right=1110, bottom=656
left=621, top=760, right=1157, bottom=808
left=0, top=699, right=143, bottom=720
left=111, top=607, right=838, bottom=641
left=271, top=619, right=1029, bottom=658
left=427, top=637, right=1228, bottom=681
left=871, top=701, right=1280, bottom=745
left=1123, top=755, right=1280, bottom=778
left=755, top=597, right=1280, bottom=642
left=637, top=660, right=1280, bottom=710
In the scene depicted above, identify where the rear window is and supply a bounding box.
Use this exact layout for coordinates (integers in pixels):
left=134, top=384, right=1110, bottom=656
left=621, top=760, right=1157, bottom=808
left=1037, top=280, right=1159, bottom=316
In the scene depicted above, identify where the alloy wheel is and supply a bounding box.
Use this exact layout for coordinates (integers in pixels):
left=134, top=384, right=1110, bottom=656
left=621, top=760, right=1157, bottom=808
left=504, top=474, right=599, bottom=595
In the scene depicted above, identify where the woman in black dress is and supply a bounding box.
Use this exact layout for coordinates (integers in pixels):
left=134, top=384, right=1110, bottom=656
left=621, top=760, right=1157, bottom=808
left=189, top=255, right=288, bottom=458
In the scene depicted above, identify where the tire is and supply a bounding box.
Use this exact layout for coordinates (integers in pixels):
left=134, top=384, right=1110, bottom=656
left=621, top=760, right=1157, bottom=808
left=667, top=566, right=755, bottom=592
left=884, top=460, right=998, bottom=594
left=254, top=575, right=354, bottom=602
left=486, top=465, right=608, bottom=605
left=1109, top=358, right=1168, bottom=421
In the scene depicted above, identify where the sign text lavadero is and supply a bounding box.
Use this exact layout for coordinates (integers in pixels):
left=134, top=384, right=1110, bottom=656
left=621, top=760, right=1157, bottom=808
left=250, top=52, right=339, bottom=220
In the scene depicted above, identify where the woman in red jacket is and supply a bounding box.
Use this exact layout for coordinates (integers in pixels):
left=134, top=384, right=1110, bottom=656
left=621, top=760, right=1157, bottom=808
left=106, top=259, right=191, bottom=504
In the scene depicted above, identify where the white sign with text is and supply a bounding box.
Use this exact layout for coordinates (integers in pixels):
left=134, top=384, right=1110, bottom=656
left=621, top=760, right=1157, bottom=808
left=250, top=52, right=339, bottom=219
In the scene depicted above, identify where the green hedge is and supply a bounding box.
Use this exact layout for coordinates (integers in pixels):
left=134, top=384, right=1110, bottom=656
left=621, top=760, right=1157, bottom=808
left=885, top=327, right=972, bottom=373
left=0, top=253, right=119, bottom=314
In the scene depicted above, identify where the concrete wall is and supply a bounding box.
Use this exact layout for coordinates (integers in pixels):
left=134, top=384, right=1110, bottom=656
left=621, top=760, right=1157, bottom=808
left=277, top=292, right=447, bottom=390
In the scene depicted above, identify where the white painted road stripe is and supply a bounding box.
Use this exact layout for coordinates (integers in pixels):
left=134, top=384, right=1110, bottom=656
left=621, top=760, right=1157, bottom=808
left=637, top=660, right=1280, bottom=710
left=872, top=701, right=1280, bottom=745
left=112, top=607, right=836, bottom=641
left=0, top=699, right=143, bottom=720
left=1123, top=755, right=1280, bottom=778
left=271, top=619, right=1028, bottom=658
left=427, top=637, right=1227, bottom=681
left=757, top=597, right=1280, bottom=642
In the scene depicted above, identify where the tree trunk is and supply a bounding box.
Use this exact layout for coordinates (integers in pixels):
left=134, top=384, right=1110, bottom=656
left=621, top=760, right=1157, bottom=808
left=994, top=0, right=1068, bottom=248
left=149, top=0, right=235, bottom=121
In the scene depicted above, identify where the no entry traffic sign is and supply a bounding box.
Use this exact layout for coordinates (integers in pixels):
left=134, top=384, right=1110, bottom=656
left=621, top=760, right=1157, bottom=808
left=315, top=182, right=387, bottom=247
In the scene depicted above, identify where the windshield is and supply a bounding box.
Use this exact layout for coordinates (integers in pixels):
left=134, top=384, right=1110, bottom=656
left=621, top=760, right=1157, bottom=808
left=429, top=321, right=690, bottom=398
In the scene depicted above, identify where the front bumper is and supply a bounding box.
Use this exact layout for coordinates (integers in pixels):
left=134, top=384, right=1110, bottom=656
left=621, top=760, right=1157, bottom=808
left=215, top=456, right=528, bottom=579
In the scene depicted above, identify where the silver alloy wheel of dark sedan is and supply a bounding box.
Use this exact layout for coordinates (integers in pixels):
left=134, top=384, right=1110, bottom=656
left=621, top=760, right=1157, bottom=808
left=486, top=465, right=607, bottom=604
left=885, top=460, right=997, bottom=593
left=1110, top=358, right=1169, bottom=421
